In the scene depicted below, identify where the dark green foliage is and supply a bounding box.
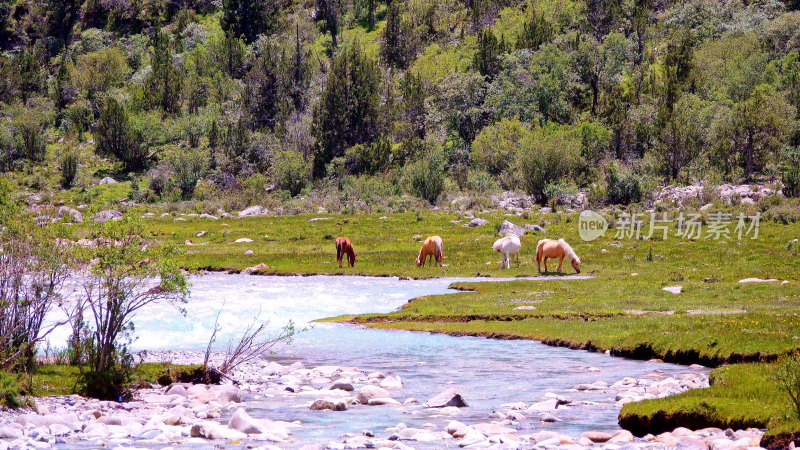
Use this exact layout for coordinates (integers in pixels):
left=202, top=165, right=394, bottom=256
left=60, top=151, right=79, bottom=187
left=605, top=162, right=642, bottom=205
left=0, top=372, right=21, bottom=407
left=783, top=146, right=800, bottom=198
left=272, top=150, right=308, bottom=196
left=144, top=31, right=183, bottom=115
left=380, top=2, right=414, bottom=70
left=46, top=0, right=79, bottom=49
left=399, top=71, right=426, bottom=139
left=405, top=147, right=446, bottom=204
left=516, top=10, right=553, bottom=51
left=473, top=29, right=505, bottom=79
left=775, top=352, right=800, bottom=419
left=312, top=40, right=382, bottom=177
left=171, top=150, right=206, bottom=199
left=245, top=39, right=290, bottom=130
left=221, top=0, right=282, bottom=43
left=316, top=0, right=342, bottom=50
left=96, top=98, right=147, bottom=172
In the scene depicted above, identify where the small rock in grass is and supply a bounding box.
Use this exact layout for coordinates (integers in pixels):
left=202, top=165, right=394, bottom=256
left=662, top=286, right=683, bottom=294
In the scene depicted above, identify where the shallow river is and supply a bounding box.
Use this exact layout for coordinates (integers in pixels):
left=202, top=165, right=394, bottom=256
left=48, top=273, right=705, bottom=446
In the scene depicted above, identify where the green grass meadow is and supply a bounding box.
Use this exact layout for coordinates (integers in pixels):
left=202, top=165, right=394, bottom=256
left=66, top=207, right=800, bottom=442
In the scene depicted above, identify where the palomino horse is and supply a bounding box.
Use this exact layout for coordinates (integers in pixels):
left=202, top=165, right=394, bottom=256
left=335, top=237, right=356, bottom=268
left=493, top=235, right=521, bottom=269
left=536, top=238, right=581, bottom=273
left=416, top=236, right=443, bottom=267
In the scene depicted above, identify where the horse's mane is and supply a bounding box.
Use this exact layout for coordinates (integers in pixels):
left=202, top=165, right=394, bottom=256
left=558, top=239, right=580, bottom=263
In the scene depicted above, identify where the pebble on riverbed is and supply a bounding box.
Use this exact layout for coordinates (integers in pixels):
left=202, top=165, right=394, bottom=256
left=0, top=350, right=764, bottom=450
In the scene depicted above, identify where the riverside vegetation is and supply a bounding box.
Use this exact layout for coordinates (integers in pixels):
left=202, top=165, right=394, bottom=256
left=36, top=200, right=797, bottom=446
left=2, top=0, right=800, bottom=446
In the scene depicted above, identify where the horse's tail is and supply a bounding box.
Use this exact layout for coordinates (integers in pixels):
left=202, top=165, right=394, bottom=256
left=435, top=239, right=443, bottom=263
left=535, top=240, right=544, bottom=262
left=336, top=240, right=343, bottom=261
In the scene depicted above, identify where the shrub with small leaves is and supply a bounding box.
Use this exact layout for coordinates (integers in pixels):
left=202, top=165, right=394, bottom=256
left=60, top=151, right=79, bottom=188
left=405, top=148, right=446, bottom=205
left=148, top=168, right=169, bottom=197
left=775, top=352, right=800, bottom=419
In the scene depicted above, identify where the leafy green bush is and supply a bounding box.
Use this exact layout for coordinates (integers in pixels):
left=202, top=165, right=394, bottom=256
left=272, top=150, right=308, bottom=197
left=148, top=168, right=169, bottom=197
left=605, top=162, right=643, bottom=205
left=516, top=124, right=584, bottom=202
left=775, top=352, right=800, bottom=419
left=466, top=170, right=500, bottom=195
left=0, top=372, right=22, bottom=408
left=543, top=179, right=579, bottom=204
left=96, top=98, right=146, bottom=172
left=471, top=118, right=529, bottom=188
left=405, top=148, right=446, bottom=205
left=782, top=146, right=800, bottom=198
left=170, top=150, right=207, bottom=200
left=60, top=151, right=79, bottom=188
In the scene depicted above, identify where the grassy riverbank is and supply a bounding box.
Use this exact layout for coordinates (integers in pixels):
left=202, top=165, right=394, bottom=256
left=8, top=363, right=198, bottom=399
left=90, top=207, right=800, bottom=443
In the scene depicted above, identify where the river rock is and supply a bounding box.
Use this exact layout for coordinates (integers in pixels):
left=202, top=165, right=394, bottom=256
left=380, top=375, right=403, bottom=390
left=199, top=213, right=218, bottom=220
left=609, top=429, right=634, bottom=443
left=0, top=426, right=22, bottom=439
left=238, top=206, right=269, bottom=217
left=310, top=400, right=335, bottom=411
left=211, top=385, right=242, bottom=403
left=368, top=397, right=402, bottom=406
left=526, top=398, right=558, bottom=412
left=166, top=384, right=188, bottom=397
left=498, top=220, right=526, bottom=237
left=191, top=422, right=247, bottom=440
left=98, top=177, right=117, bottom=184
left=96, top=415, right=123, bottom=426
left=472, top=423, right=515, bottom=436
left=674, top=436, right=709, bottom=449
left=357, top=386, right=391, bottom=405
left=228, top=408, right=267, bottom=434
left=93, top=209, right=122, bottom=224
left=460, top=429, right=488, bottom=447
left=330, top=382, right=354, bottom=392
left=234, top=238, right=254, bottom=243
left=425, top=387, right=468, bottom=408
left=581, top=431, right=614, bottom=443
left=447, top=421, right=471, bottom=438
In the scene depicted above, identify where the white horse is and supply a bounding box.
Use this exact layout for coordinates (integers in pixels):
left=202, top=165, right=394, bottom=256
left=493, top=236, right=521, bottom=269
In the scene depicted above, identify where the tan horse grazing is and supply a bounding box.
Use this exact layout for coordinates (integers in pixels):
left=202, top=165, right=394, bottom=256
left=416, top=236, right=443, bottom=267
left=335, top=237, right=356, bottom=268
left=536, top=238, right=581, bottom=274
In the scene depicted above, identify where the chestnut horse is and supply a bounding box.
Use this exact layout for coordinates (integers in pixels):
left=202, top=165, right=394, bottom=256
left=335, top=237, right=356, bottom=268
left=416, top=236, right=443, bottom=267
left=536, top=238, right=581, bottom=274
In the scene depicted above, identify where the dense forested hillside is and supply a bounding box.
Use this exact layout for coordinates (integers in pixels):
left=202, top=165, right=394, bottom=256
left=1, top=0, right=799, bottom=211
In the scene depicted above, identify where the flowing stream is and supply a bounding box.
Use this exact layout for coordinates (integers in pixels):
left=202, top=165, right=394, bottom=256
left=46, top=273, right=705, bottom=446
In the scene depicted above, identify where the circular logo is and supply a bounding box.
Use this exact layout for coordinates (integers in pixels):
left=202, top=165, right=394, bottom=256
left=578, top=210, right=608, bottom=241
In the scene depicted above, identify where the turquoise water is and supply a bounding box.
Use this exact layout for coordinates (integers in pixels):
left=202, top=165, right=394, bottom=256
left=45, top=273, right=702, bottom=446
